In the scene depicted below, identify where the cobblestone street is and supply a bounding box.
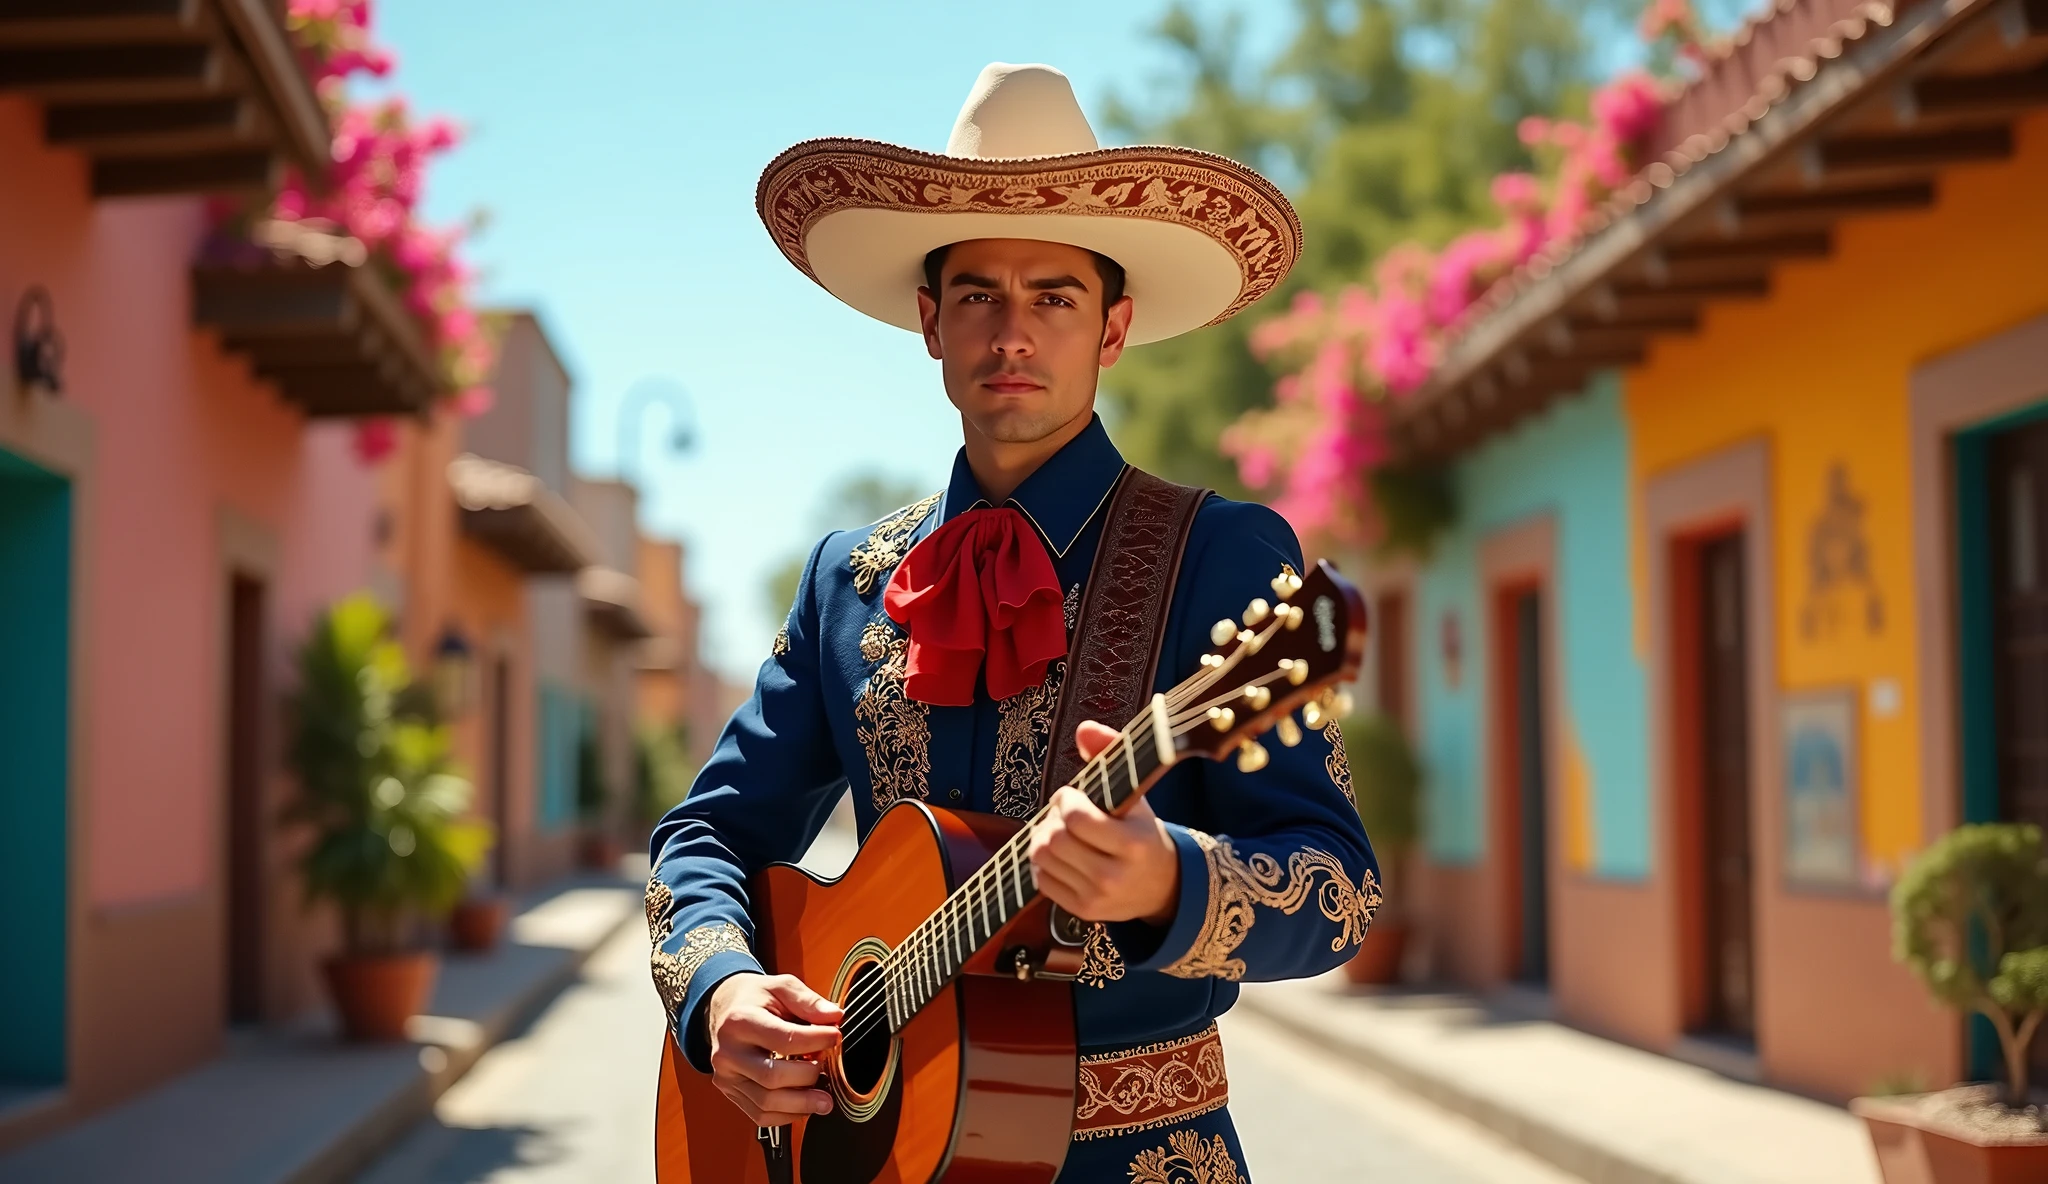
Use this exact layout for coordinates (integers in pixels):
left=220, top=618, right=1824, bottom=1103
left=353, top=903, right=1577, bottom=1183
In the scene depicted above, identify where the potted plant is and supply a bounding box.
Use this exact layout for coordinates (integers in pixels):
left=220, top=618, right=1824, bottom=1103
left=1854, top=822, right=2048, bottom=1182
left=1339, top=711, right=1421, bottom=985
left=288, top=594, right=492, bottom=1040
left=448, top=886, right=511, bottom=953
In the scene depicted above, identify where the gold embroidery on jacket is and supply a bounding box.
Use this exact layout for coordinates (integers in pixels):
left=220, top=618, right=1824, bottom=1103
left=771, top=626, right=790, bottom=659
left=1129, top=1130, right=1245, bottom=1184
left=989, top=584, right=1079, bottom=819
left=1161, top=832, right=1382, bottom=981
left=649, top=919, right=751, bottom=1020
left=855, top=632, right=929, bottom=811
left=1074, top=1025, right=1226, bottom=1139
left=1075, top=921, right=1127, bottom=988
left=1323, top=721, right=1355, bottom=807
left=858, top=620, right=893, bottom=662
left=848, top=492, right=941, bottom=596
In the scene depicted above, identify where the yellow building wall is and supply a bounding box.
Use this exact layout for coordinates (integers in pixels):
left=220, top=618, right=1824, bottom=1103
left=1624, top=110, right=2048, bottom=874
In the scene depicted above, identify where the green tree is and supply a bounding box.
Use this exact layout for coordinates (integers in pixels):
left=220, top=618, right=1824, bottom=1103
left=1892, top=823, right=2048, bottom=1106
left=1098, top=0, right=1613, bottom=487
left=764, top=469, right=931, bottom=621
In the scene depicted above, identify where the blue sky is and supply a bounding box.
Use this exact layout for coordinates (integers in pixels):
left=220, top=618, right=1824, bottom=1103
left=375, top=0, right=1291, bottom=680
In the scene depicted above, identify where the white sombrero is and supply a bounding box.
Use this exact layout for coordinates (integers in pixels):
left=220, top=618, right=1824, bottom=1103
left=756, top=63, right=1301, bottom=346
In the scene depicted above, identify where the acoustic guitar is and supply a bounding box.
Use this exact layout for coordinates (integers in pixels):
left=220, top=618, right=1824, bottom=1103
left=654, top=559, right=1367, bottom=1184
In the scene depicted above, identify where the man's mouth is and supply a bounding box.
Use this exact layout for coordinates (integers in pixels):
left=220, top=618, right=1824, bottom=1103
left=981, top=374, right=1044, bottom=394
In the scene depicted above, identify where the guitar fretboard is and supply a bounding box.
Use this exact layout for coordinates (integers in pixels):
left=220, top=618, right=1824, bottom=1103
left=877, top=704, right=1170, bottom=1029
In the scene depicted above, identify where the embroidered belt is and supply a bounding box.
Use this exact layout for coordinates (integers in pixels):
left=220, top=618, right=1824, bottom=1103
left=1072, top=1024, right=1228, bottom=1141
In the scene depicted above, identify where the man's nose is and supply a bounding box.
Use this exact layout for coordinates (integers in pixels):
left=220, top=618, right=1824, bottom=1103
left=992, top=303, right=1033, bottom=356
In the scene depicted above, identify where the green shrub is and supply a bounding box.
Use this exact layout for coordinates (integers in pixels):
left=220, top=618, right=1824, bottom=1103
left=1342, top=711, right=1421, bottom=856
left=635, top=723, right=695, bottom=828
left=1892, top=822, right=2048, bottom=1105
left=286, top=594, right=491, bottom=954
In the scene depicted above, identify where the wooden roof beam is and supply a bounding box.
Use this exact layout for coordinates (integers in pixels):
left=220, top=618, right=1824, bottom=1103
left=1805, top=125, right=2013, bottom=178
left=0, top=42, right=218, bottom=102
left=44, top=95, right=252, bottom=155
left=91, top=147, right=273, bottom=196
left=1719, top=181, right=1937, bottom=229
left=0, top=0, right=204, bottom=48
left=1907, top=63, right=2048, bottom=119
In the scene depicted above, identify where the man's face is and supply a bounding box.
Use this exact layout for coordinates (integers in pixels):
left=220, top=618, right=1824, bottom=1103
left=917, top=238, right=1134, bottom=446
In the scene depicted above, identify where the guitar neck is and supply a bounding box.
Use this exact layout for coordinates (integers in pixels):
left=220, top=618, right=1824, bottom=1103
left=875, top=695, right=1176, bottom=1031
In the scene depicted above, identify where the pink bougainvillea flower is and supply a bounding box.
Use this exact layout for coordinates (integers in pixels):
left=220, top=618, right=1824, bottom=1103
left=351, top=418, right=399, bottom=465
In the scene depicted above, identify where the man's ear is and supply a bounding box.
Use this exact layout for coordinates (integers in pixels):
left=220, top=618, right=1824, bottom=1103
left=916, top=286, right=943, bottom=360
left=1098, top=294, right=1135, bottom=369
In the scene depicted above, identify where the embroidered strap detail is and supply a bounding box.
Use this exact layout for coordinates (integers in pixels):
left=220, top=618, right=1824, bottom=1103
left=1041, top=468, right=1208, bottom=802
left=848, top=492, right=941, bottom=596
left=1161, top=832, right=1383, bottom=981
left=1075, top=922, right=1127, bottom=988
left=1074, top=1024, right=1228, bottom=1141
left=1323, top=721, right=1355, bottom=807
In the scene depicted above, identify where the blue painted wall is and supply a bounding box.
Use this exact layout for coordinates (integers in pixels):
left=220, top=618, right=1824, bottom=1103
left=536, top=681, right=581, bottom=829
left=1414, top=376, right=1653, bottom=879
left=0, top=448, right=70, bottom=1085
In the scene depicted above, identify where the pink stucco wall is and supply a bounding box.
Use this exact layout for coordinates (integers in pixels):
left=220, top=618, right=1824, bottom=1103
left=0, top=95, right=379, bottom=909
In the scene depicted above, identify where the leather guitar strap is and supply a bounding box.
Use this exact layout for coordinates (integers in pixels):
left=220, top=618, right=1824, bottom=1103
left=1040, top=466, right=1209, bottom=801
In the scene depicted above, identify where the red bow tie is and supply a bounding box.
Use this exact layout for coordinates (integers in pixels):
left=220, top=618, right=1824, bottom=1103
left=882, top=506, right=1067, bottom=707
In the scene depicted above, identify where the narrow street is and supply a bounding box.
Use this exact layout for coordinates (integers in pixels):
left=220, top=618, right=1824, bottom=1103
left=357, top=820, right=1576, bottom=1183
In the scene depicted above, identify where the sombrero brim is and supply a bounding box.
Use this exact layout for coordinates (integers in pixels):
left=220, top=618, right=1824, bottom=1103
left=756, top=139, right=1302, bottom=346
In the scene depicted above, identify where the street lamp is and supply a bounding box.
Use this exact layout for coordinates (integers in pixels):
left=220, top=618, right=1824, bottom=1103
left=615, top=375, right=696, bottom=491
left=433, top=624, right=476, bottom=719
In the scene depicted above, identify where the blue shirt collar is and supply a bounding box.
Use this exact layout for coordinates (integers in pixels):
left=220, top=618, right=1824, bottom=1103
left=938, top=414, right=1126, bottom=558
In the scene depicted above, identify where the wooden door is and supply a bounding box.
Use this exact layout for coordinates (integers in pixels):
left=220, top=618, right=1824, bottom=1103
left=1698, top=534, right=1755, bottom=1038
left=1990, top=420, right=2048, bottom=830
left=1376, top=590, right=1411, bottom=733
left=491, top=654, right=513, bottom=889
left=1494, top=585, right=1550, bottom=985
left=1988, top=420, right=2048, bottom=1081
left=226, top=572, right=267, bottom=1025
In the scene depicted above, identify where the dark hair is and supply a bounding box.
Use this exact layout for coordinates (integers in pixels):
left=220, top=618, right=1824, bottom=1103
left=921, top=243, right=1127, bottom=313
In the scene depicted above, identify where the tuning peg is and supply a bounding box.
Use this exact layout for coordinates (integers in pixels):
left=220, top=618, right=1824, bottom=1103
left=1207, top=706, right=1235, bottom=732
left=1243, top=598, right=1270, bottom=625
left=1279, top=658, right=1309, bottom=686
left=1236, top=740, right=1270, bottom=773
left=1276, top=716, right=1303, bottom=747
left=1282, top=604, right=1306, bottom=631
left=1270, top=573, right=1292, bottom=600
left=1302, top=699, right=1325, bottom=730
left=1210, top=618, right=1238, bottom=646
left=1328, top=689, right=1354, bottom=718
left=1200, top=653, right=1225, bottom=669
left=1242, top=685, right=1271, bottom=710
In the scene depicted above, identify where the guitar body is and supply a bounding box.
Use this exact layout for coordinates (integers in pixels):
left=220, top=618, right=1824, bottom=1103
left=654, top=800, right=1078, bottom=1184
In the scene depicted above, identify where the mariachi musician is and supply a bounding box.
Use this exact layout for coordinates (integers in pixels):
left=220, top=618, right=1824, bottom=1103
left=647, top=62, right=1381, bottom=1181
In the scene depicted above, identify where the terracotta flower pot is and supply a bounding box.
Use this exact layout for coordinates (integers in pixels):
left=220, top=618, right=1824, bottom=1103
left=1343, top=918, right=1410, bottom=985
left=449, top=896, right=511, bottom=953
left=1853, top=1089, right=2048, bottom=1184
left=578, top=830, right=622, bottom=871
left=324, top=950, right=438, bottom=1042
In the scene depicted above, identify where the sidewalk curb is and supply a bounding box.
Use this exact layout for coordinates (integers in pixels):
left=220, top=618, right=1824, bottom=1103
left=1234, top=987, right=1686, bottom=1184
left=289, top=886, right=642, bottom=1184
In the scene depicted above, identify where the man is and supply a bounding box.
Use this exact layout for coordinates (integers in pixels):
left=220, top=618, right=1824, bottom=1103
left=648, top=63, right=1379, bottom=1181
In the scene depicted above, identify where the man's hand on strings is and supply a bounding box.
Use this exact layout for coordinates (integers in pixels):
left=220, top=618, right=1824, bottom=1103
left=705, top=973, right=842, bottom=1124
left=1028, top=720, right=1182, bottom=927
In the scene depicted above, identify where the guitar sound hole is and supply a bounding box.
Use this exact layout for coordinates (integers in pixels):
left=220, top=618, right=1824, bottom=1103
left=838, top=961, right=891, bottom=1096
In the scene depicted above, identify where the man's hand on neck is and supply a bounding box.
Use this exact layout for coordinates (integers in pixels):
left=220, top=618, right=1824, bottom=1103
left=960, top=402, right=1096, bottom=505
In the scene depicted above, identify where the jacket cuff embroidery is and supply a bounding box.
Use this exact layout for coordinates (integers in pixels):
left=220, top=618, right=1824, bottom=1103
left=1160, top=831, right=1382, bottom=981
left=651, top=920, right=753, bottom=1021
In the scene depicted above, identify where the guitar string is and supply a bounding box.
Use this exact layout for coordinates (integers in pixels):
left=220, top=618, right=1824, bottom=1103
left=828, top=614, right=1308, bottom=1046
left=830, top=672, right=1305, bottom=1048
left=832, top=645, right=1305, bottom=1046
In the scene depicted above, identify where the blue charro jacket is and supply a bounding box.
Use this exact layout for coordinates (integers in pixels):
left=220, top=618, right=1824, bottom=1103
left=646, top=416, right=1380, bottom=1070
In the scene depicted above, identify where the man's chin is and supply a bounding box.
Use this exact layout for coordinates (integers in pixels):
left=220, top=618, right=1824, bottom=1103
left=973, top=411, right=1067, bottom=445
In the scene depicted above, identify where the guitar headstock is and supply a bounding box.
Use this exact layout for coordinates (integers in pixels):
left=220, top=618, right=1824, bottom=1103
left=1171, top=559, right=1369, bottom=772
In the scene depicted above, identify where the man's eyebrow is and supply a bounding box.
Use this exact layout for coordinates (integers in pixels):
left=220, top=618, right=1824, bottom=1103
left=943, top=272, right=1091, bottom=291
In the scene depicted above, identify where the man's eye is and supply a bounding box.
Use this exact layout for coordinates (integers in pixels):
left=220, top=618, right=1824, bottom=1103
left=961, top=292, right=994, bottom=304
left=1039, top=295, right=1074, bottom=308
